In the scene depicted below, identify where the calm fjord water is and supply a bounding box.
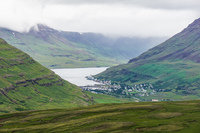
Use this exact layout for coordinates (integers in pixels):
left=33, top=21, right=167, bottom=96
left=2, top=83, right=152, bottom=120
left=52, top=67, right=108, bottom=86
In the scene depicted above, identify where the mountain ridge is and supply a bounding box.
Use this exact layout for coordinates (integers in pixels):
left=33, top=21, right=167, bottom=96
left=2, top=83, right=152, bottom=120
left=0, top=24, right=164, bottom=68
left=129, top=18, right=200, bottom=64
left=0, top=38, right=94, bottom=113
left=95, top=18, right=200, bottom=101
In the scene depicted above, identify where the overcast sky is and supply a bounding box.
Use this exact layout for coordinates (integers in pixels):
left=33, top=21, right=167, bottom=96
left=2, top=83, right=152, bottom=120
left=0, top=0, right=199, bottom=38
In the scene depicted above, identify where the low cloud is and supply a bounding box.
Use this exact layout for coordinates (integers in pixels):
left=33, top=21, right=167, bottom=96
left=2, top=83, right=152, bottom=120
left=47, top=0, right=200, bottom=10
left=0, top=0, right=199, bottom=37
left=0, top=0, right=45, bottom=32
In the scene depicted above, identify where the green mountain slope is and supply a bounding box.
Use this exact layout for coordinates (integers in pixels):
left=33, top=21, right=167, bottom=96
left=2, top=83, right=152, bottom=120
left=95, top=18, right=200, bottom=101
left=0, top=24, right=163, bottom=68
left=0, top=38, right=94, bottom=113
left=1, top=100, right=200, bottom=132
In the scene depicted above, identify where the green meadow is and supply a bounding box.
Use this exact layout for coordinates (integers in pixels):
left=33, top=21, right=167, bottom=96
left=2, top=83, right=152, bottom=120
left=86, top=91, right=137, bottom=103
left=1, top=100, right=200, bottom=132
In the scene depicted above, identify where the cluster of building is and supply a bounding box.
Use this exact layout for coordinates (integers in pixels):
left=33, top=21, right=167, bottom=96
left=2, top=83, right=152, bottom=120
left=84, top=76, right=157, bottom=97
left=83, top=76, right=172, bottom=102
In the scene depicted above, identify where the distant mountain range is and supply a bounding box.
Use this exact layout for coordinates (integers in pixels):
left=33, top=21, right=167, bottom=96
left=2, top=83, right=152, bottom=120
left=95, top=18, right=200, bottom=101
left=0, top=24, right=164, bottom=68
left=0, top=38, right=93, bottom=113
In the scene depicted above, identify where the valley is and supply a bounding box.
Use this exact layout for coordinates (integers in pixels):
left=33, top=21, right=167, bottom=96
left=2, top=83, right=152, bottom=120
left=0, top=1, right=200, bottom=132
left=0, top=18, right=199, bottom=133
left=0, top=24, right=163, bottom=68
left=2, top=18, right=200, bottom=105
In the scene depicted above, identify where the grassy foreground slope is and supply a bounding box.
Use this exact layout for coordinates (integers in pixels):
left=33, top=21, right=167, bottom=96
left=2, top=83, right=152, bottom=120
left=95, top=18, right=200, bottom=101
left=0, top=38, right=93, bottom=113
left=0, top=100, right=200, bottom=132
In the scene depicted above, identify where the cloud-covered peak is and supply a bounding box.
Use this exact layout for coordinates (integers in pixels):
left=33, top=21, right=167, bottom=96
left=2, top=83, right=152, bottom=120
left=0, top=0, right=199, bottom=38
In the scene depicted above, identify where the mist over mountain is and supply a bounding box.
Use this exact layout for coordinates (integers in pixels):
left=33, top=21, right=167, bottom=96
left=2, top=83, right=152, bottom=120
left=95, top=18, right=200, bottom=101
left=1, top=1, right=200, bottom=132
left=128, top=18, right=200, bottom=64
left=0, top=24, right=165, bottom=68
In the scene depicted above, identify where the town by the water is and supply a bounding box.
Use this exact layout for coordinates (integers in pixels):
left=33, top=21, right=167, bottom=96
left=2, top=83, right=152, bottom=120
left=80, top=76, right=169, bottom=102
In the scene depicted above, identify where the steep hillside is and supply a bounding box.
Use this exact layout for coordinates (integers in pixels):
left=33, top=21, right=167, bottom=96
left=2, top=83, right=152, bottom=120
left=128, top=18, right=200, bottom=64
left=0, top=38, right=93, bottom=113
left=0, top=24, right=163, bottom=68
left=1, top=100, right=200, bottom=132
left=95, top=18, right=200, bottom=101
